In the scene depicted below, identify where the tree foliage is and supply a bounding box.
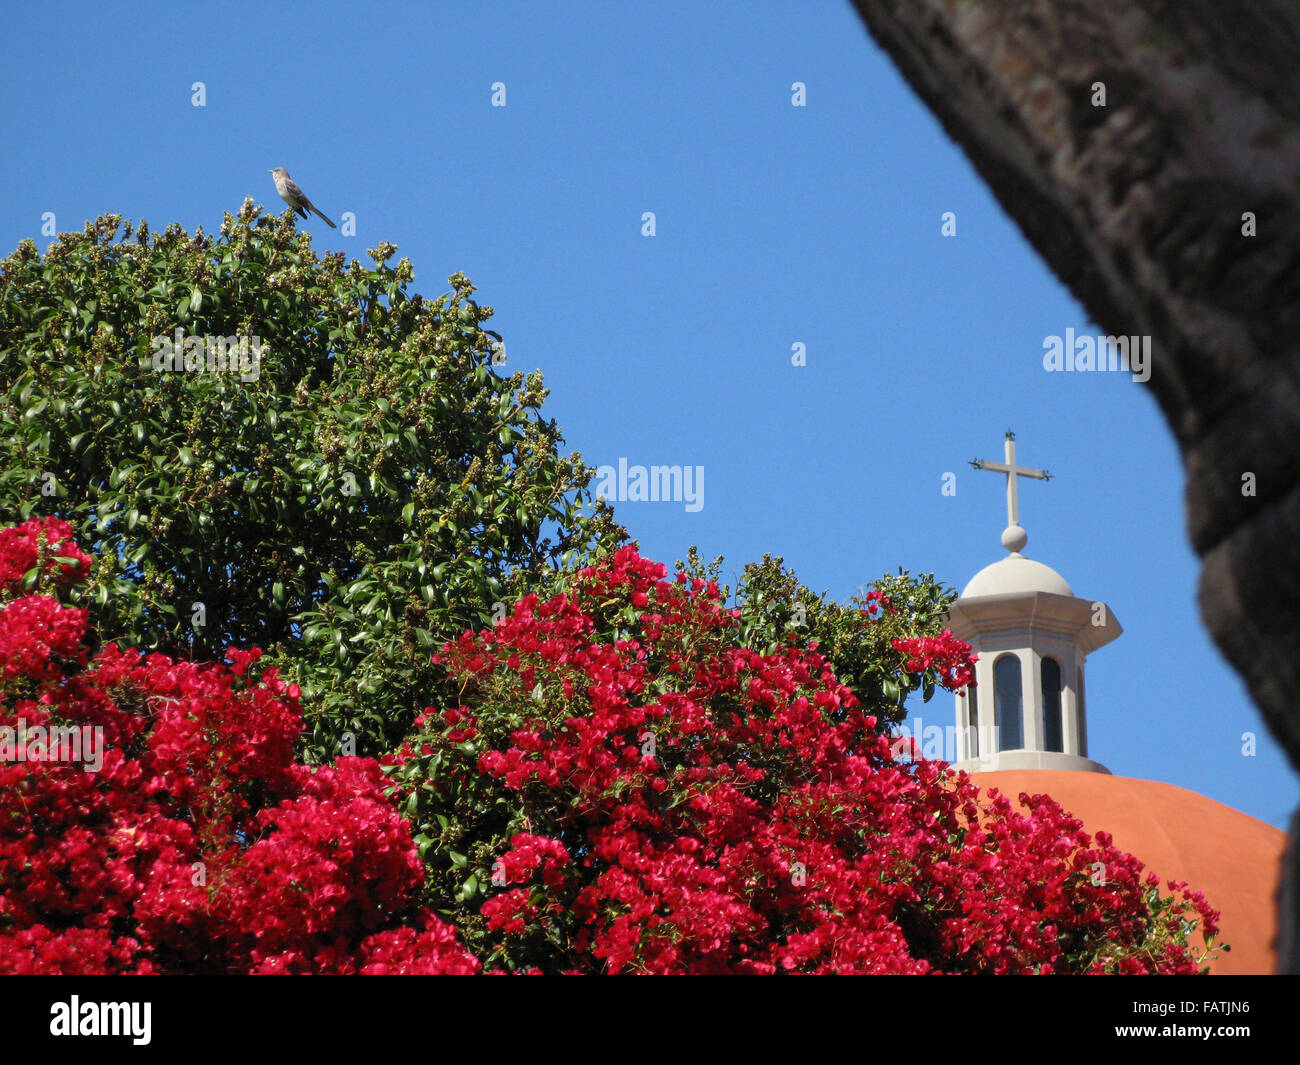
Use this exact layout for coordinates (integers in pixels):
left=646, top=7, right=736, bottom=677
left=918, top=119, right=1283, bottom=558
left=0, top=206, right=624, bottom=761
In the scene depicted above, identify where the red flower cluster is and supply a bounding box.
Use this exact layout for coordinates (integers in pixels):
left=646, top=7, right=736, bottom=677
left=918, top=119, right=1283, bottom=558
left=0, top=517, right=92, bottom=686
left=392, top=544, right=1219, bottom=973
left=0, top=518, right=479, bottom=975
left=0, top=516, right=91, bottom=590
left=892, top=630, right=977, bottom=690
left=860, top=588, right=895, bottom=620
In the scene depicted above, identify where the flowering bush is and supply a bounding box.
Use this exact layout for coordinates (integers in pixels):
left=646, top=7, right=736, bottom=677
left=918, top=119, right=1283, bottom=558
left=0, top=520, right=1221, bottom=974
left=0, top=517, right=478, bottom=974
left=391, top=544, right=1221, bottom=973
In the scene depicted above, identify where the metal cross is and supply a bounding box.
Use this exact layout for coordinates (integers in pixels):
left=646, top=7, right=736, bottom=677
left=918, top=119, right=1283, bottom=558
left=970, top=430, right=1051, bottom=533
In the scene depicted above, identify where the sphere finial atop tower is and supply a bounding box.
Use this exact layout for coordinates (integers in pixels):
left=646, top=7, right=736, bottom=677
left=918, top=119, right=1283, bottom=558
left=970, top=430, right=1051, bottom=556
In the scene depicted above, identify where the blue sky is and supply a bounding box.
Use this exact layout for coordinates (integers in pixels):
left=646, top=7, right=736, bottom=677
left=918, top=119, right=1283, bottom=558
left=1, top=0, right=1294, bottom=829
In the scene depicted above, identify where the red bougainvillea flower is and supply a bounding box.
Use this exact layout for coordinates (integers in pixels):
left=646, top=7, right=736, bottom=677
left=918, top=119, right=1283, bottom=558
left=0, top=517, right=479, bottom=975
left=893, top=630, right=977, bottom=690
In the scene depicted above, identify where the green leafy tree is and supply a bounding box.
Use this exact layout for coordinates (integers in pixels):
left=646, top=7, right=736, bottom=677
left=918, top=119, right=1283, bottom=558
left=0, top=204, right=624, bottom=761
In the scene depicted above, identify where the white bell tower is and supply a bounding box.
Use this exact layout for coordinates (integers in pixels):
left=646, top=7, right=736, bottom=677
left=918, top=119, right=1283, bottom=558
left=948, top=432, right=1120, bottom=774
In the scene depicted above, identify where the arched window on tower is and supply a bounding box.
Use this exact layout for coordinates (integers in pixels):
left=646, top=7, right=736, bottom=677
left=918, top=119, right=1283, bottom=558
left=966, top=684, right=979, bottom=759
left=994, top=654, right=1023, bottom=751
left=1076, top=665, right=1087, bottom=756
left=1041, top=657, right=1063, bottom=752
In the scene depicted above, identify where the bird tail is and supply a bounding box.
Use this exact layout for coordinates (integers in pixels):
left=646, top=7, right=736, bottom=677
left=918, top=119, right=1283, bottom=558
left=311, top=205, right=337, bottom=228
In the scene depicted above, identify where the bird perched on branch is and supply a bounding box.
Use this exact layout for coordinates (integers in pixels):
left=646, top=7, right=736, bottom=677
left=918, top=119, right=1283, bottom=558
left=268, top=167, right=336, bottom=228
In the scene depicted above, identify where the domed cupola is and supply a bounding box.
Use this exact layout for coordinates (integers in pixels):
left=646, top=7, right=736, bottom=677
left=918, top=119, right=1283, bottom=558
left=947, top=432, right=1120, bottom=773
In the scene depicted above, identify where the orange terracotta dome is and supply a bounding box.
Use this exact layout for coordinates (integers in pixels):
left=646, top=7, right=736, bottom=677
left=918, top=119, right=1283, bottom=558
left=975, top=770, right=1286, bottom=974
